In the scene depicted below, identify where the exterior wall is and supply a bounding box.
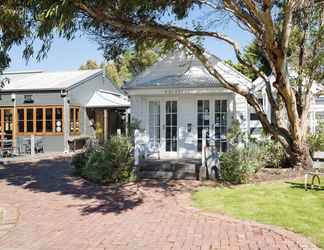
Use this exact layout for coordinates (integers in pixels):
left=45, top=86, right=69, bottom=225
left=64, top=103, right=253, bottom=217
left=0, top=91, right=62, bottom=107
left=16, top=135, right=64, bottom=152
left=129, top=88, right=235, bottom=159
left=68, top=74, right=123, bottom=138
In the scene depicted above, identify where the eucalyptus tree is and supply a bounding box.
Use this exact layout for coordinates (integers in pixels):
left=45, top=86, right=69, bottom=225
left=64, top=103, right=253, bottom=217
left=1, top=0, right=323, bottom=168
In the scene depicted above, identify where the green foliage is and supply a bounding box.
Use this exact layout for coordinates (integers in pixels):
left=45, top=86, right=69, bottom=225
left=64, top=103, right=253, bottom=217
left=308, top=122, right=324, bottom=155
left=79, top=48, right=159, bottom=87
left=79, top=60, right=99, bottom=70
left=260, top=139, right=285, bottom=168
left=220, top=146, right=261, bottom=184
left=220, top=124, right=285, bottom=183
left=72, top=136, right=134, bottom=184
left=225, top=41, right=271, bottom=81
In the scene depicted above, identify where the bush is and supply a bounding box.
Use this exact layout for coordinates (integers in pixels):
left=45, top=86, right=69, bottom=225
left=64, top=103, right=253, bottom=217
left=220, top=145, right=261, bottom=184
left=260, top=139, right=285, bottom=168
left=308, top=122, right=324, bottom=156
left=72, top=136, right=134, bottom=184
left=220, top=127, right=286, bottom=183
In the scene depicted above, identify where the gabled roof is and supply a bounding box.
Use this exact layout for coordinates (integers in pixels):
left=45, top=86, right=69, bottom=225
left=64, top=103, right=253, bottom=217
left=2, top=69, right=102, bottom=91
left=125, top=50, right=252, bottom=89
left=86, top=89, right=130, bottom=108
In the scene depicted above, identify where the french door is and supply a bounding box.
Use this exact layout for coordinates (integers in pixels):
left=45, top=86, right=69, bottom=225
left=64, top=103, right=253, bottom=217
left=197, top=99, right=228, bottom=152
left=165, top=101, right=177, bottom=152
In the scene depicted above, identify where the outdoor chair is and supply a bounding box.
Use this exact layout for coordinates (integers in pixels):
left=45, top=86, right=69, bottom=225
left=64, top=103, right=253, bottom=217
left=304, top=152, right=324, bottom=190
left=0, top=139, right=14, bottom=158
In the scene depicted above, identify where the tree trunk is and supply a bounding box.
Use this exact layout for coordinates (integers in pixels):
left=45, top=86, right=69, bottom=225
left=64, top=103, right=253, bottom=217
left=287, top=140, right=313, bottom=170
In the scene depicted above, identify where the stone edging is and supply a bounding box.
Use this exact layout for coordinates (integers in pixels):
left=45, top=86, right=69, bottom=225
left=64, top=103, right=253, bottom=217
left=0, top=204, right=19, bottom=240
left=174, top=192, right=321, bottom=250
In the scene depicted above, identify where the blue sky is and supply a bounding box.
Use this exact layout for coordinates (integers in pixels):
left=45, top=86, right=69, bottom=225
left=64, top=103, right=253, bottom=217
left=8, top=8, right=253, bottom=72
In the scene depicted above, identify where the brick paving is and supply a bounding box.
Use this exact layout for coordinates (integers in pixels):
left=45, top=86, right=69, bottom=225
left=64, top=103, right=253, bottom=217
left=0, top=159, right=319, bottom=250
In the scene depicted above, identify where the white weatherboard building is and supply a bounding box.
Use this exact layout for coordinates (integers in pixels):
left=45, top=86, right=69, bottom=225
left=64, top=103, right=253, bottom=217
left=125, top=51, right=254, bottom=159
left=125, top=50, right=324, bottom=160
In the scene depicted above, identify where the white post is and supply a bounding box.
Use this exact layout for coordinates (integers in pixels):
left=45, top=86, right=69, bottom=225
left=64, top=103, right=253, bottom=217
left=63, top=95, right=70, bottom=153
left=125, top=108, right=130, bottom=136
left=104, top=109, right=108, bottom=142
left=117, top=129, right=121, bottom=136
left=134, top=129, right=140, bottom=166
left=31, top=135, right=35, bottom=156
left=202, top=129, right=207, bottom=168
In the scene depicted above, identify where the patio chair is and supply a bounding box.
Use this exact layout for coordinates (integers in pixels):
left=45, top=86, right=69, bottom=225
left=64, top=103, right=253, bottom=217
left=304, top=152, right=324, bottom=190
left=0, top=139, right=14, bottom=158
left=35, top=137, right=44, bottom=153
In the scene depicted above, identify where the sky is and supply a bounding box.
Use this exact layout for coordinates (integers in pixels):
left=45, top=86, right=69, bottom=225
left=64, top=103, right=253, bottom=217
left=8, top=7, right=253, bottom=72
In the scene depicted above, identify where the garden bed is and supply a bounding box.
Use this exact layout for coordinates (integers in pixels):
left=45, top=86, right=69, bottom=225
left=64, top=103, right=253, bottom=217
left=252, top=167, right=303, bottom=182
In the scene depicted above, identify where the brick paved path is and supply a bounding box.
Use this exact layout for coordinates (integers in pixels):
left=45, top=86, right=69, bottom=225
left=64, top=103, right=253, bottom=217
left=0, top=159, right=319, bottom=250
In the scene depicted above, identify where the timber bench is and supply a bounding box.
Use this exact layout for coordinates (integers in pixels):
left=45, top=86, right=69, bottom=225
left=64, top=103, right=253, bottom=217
left=304, top=152, right=324, bottom=190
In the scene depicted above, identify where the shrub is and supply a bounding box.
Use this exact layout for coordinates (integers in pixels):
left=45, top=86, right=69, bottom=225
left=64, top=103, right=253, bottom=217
left=260, top=139, right=285, bottom=168
left=220, top=145, right=261, bottom=184
left=72, top=136, right=134, bottom=184
left=308, top=122, right=324, bottom=156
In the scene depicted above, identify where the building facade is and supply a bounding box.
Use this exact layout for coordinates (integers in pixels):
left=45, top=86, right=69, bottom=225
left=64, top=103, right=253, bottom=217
left=1, top=69, right=129, bottom=153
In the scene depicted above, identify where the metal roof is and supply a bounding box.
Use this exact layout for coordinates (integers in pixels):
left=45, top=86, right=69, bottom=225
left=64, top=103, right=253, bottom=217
left=86, top=89, right=130, bottom=108
left=125, top=50, right=252, bottom=89
left=1, top=69, right=102, bottom=91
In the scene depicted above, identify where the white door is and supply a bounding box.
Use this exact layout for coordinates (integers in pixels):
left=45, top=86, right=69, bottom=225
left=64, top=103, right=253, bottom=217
left=196, top=98, right=228, bottom=153
left=162, top=100, right=178, bottom=158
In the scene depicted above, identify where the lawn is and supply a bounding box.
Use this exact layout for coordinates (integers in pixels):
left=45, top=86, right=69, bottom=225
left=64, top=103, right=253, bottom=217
left=192, top=178, right=324, bottom=249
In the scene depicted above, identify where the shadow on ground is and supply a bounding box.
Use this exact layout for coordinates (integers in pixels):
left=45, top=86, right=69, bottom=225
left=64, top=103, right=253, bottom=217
left=286, top=181, right=324, bottom=191
left=0, top=159, right=144, bottom=215
left=0, top=159, right=200, bottom=216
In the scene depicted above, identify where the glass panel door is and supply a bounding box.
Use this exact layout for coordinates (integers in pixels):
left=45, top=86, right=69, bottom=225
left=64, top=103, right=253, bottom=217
left=197, top=100, right=210, bottom=151
left=214, top=100, right=227, bottom=152
left=149, top=101, right=160, bottom=148
left=3, top=109, right=13, bottom=140
left=165, top=101, right=177, bottom=152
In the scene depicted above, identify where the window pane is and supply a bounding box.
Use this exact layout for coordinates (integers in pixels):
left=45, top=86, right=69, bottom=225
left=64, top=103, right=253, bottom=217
left=55, top=108, right=63, bottom=132
left=26, top=109, right=34, bottom=132
left=18, top=109, right=24, bottom=133
left=70, top=109, right=74, bottom=132
left=36, top=108, right=43, bottom=132
left=75, top=109, right=79, bottom=131
left=45, top=108, right=53, bottom=132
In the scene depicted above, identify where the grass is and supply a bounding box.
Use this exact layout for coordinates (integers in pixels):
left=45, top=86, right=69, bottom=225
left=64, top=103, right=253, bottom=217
left=192, top=178, right=324, bottom=249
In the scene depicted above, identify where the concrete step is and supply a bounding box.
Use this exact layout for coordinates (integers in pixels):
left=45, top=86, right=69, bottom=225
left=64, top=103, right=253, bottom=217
left=139, top=170, right=197, bottom=180
left=137, top=159, right=201, bottom=180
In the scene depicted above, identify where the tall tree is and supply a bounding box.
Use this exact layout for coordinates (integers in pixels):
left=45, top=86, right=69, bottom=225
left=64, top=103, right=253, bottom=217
left=225, top=41, right=271, bottom=81
left=79, top=60, right=99, bottom=70
left=1, top=0, right=323, bottom=168
left=79, top=49, right=159, bottom=86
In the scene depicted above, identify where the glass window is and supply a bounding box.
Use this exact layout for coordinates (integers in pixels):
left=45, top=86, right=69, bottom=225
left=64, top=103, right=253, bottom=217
left=197, top=100, right=210, bottom=151
left=36, top=108, right=43, bottom=132
left=45, top=108, right=53, bottom=132
left=70, top=109, right=74, bottom=132
left=18, top=109, right=24, bottom=133
left=149, top=101, right=160, bottom=147
left=55, top=108, right=63, bottom=133
left=75, top=108, right=79, bottom=131
left=214, top=100, right=227, bottom=152
left=26, top=108, right=34, bottom=132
